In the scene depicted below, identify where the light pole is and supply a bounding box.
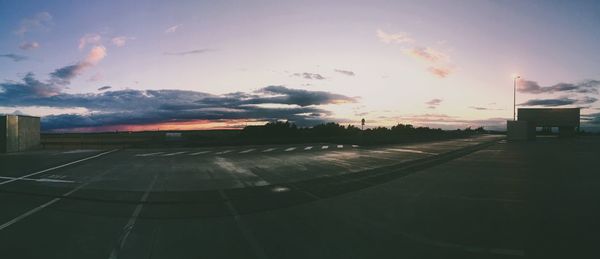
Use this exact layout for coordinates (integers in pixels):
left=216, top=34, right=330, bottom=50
left=513, top=75, right=520, bottom=121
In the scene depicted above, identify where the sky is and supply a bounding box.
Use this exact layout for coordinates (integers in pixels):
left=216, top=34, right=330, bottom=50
left=1, top=0, right=600, bottom=132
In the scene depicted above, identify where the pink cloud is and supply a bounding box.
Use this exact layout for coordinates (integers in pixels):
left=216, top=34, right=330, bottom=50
left=427, top=66, right=452, bottom=78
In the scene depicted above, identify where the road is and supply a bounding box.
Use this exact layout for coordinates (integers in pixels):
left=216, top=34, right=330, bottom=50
left=0, top=135, right=598, bottom=258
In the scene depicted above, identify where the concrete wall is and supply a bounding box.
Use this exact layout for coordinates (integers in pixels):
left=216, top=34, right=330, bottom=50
left=0, top=115, right=41, bottom=153
left=507, top=120, right=535, bottom=141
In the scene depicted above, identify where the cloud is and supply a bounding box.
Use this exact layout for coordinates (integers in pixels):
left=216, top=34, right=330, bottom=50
left=78, top=33, right=102, bottom=50
left=97, top=86, right=111, bottom=91
left=165, top=24, right=182, bottom=33
left=518, top=79, right=600, bottom=94
left=425, top=98, right=443, bottom=109
left=0, top=54, right=28, bottom=62
left=334, top=69, right=355, bottom=76
left=88, top=73, right=103, bottom=82
left=376, top=29, right=413, bottom=44
left=111, top=36, right=134, bottom=47
left=15, top=12, right=53, bottom=36
left=292, top=72, right=326, bottom=80
left=469, top=106, right=503, bottom=111
left=0, top=72, right=356, bottom=131
left=519, top=96, right=597, bottom=107
left=407, top=47, right=448, bottom=63
left=19, top=41, right=40, bottom=50
left=163, top=49, right=214, bottom=56
left=50, top=45, right=107, bottom=84
left=0, top=72, right=62, bottom=97
left=427, top=66, right=452, bottom=78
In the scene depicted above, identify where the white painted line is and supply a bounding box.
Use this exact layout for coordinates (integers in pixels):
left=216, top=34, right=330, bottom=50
left=0, top=174, right=97, bottom=231
left=109, top=174, right=158, bottom=259
left=321, top=145, right=329, bottom=149
left=386, top=148, right=437, bottom=155
left=218, top=190, right=268, bottom=259
left=161, top=151, right=187, bottom=156
left=304, top=146, right=313, bottom=150
left=0, top=149, right=119, bottom=186
left=135, top=152, right=164, bottom=157
left=215, top=150, right=233, bottom=155
left=188, top=151, right=210, bottom=156
left=284, top=147, right=296, bottom=152
left=262, top=148, right=276, bottom=152
left=0, top=176, right=74, bottom=183
left=337, top=145, right=343, bottom=148
left=239, top=149, right=256, bottom=154
left=352, top=145, right=359, bottom=148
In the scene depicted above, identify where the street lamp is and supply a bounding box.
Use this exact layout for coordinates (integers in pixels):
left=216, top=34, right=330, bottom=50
left=513, top=75, right=520, bottom=121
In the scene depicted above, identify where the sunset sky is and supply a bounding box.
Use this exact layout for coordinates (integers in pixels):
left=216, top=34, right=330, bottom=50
left=1, top=0, right=600, bottom=132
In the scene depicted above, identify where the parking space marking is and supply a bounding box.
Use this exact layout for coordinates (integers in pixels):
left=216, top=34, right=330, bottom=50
left=0, top=149, right=118, bottom=186
left=321, top=145, right=329, bottom=149
left=216, top=150, right=233, bottom=155
left=386, top=148, right=437, bottom=155
left=239, top=149, right=256, bottom=154
left=162, top=151, right=187, bottom=156
left=352, top=145, right=359, bottom=148
left=284, top=147, right=296, bottom=152
left=304, top=146, right=313, bottom=150
left=262, top=148, right=276, bottom=152
left=189, top=151, right=210, bottom=155
left=0, top=176, right=75, bottom=183
left=337, top=145, right=344, bottom=148
left=135, top=152, right=164, bottom=157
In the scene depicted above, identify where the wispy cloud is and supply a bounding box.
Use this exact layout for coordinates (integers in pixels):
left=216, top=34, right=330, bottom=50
left=163, top=49, right=214, bottom=56
left=111, top=36, right=135, bottom=47
left=97, top=86, right=111, bottom=91
left=0, top=53, right=28, bottom=62
left=376, top=28, right=454, bottom=78
left=469, top=106, right=503, bottom=111
left=518, top=79, right=600, bottom=94
left=425, top=98, right=443, bottom=109
left=14, top=12, right=53, bottom=36
left=292, top=72, right=326, bottom=80
left=427, top=66, right=452, bottom=78
left=376, top=29, right=413, bottom=44
left=78, top=33, right=102, bottom=50
left=19, top=41, right=40, bottom=50
left=407, top=47, right=448, bottom=63
left=165, top=24, right=182, bottom=33
left=334, top=69, right=355, bottom=76
left=51, top=45, right=107, bottom=84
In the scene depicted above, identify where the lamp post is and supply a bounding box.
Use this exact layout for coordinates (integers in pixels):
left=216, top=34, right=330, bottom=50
left=513, top=75, right=520, bottom=121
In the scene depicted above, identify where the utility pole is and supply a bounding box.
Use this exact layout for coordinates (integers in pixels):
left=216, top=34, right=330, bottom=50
left=513, top=75, right=520, bottom=121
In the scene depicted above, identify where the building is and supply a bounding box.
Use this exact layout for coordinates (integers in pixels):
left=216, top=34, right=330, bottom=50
left=0, top=115, right=41, bottom=153
left=507, top=108, right=580, bottom=140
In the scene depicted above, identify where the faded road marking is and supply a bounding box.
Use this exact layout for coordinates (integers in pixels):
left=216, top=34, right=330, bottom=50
left=0, top=149, right=118, bottom=186
left=162, top=151, right=187, bottom=156
left=321, top=145, right=329, bottom=149
left=262, top=148, right=276, bottom=152
left=135, top=152, right=164, bottom=157
left=239, top=149, right=256, bottom=154
left=189, top=151, right=210, bottom=155
left=284, top=147, right=296, bottom=152
left=304, top=146, right=313, bottom=150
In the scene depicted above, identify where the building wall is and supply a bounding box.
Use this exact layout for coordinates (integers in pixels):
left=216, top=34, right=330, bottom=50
left=0, top=115, right=41, bottom=153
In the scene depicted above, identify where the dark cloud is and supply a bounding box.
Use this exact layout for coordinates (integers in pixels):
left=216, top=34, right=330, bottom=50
left=518, top=79, right=600, bottom=94
left=292, top=72, right=326, bottom=80
left=50, top=45, right=106, bottom=84
left=1, top=73, right=356, bottom=131
left=425, top=98, right=442, bottom=109
left=97, top=86, right=111, bottom=91
left=164, top=49, right=214, bottom=56
left=334, top=69, right=355, bottom=76
left=519, top=96, right=597, bottom=107
left=0, top=54, right=28, bottom=62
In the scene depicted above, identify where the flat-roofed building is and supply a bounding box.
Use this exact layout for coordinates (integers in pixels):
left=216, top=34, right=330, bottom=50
left=507, top=108, right=580, bottom=140
left=0, top=115, right=41, bottom=153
